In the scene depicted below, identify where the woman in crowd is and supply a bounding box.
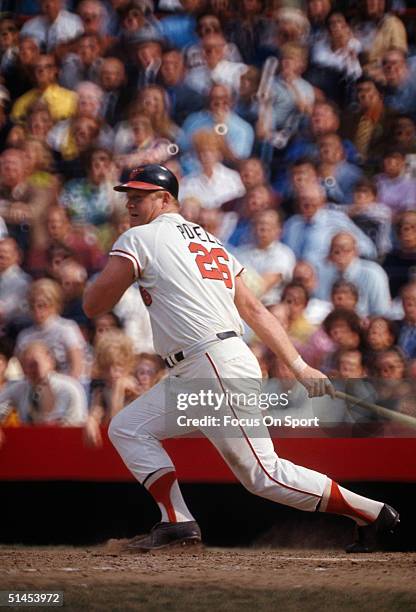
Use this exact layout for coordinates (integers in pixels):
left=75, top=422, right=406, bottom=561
left=300, top=307, right=364, bottom=372
left=115, top=114, right=173, bottom=172
left=15, top=279, right=86, bottom=381
left=135, top=84, right=180, bottom=142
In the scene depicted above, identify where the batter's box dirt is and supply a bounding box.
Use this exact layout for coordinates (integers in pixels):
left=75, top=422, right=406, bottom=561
left=1, top=547, right=416, bottom=611
left=103, top=537, right=206, bottom=555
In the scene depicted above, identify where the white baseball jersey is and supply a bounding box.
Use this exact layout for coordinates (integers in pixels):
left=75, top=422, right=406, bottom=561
left=109, top=212, right=244, bottom=357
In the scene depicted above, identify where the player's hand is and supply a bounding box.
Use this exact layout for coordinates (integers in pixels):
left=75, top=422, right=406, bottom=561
left=296, top=365, right=335, bottom=398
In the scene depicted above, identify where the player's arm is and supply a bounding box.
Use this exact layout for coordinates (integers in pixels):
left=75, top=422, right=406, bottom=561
left=83, top=255, right=135, bottom=319
left=234, top=275, right=334, bottom=398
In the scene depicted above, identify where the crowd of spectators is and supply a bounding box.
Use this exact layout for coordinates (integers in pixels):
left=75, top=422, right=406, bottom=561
left=0, top=0, right=416, bottom=442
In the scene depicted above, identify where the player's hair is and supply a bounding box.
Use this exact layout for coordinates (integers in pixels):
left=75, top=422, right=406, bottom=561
left=95, top=330, right=135, bottom=374
left=28, top=278, right=63, bottom=313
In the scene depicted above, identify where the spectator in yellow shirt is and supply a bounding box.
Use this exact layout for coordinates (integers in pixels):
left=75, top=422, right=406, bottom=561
left=11, top=53, right=77, bottom=124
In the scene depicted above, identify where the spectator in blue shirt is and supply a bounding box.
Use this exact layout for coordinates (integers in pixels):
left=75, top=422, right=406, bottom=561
left=158, top=47, right=205, bottom=126
left=158, top=0, right=201, bottom=49
left=317, top=132, right=363, bottom=205
left=316, top=231, right=392, bottom=316
left=383, top=48, right=416, bottom=121
left=282, top=182, right=377, bottom=285
left=179, top=83, right=254, bottom=172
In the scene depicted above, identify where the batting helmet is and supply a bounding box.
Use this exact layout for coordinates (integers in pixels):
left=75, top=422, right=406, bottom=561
left=114, top=164, right=179, bottom=199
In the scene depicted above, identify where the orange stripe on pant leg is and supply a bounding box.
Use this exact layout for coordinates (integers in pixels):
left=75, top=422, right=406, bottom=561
left=326, top=480, right=373, bottom=524
left=148, top=470, right=177, bottom=523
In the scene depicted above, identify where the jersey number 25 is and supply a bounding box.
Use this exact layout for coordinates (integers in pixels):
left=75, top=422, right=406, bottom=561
left=188, top=242, right=233, bottom=289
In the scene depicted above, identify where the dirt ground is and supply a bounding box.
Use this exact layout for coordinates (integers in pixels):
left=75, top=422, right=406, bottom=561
left=1, top=545, right=416, bottom=611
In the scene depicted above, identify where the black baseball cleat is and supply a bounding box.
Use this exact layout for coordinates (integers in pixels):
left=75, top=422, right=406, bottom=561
left=126, top=521, right=202, bottom=552
left=345, top=504, right=400, bottom=553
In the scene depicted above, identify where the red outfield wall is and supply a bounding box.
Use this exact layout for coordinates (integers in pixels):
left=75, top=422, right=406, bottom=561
left=1, top=427, right=416, bottom=482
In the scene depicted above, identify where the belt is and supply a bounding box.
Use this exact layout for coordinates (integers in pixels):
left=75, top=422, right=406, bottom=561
left=164, top=331, right=238, bottom=368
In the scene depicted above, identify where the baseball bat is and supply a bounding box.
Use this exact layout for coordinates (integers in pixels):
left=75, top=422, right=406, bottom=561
left=335, top=390, right=416, bottom=430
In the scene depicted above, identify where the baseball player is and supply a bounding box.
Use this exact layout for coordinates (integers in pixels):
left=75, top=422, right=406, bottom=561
left=83, top=164, right=399, bottom=553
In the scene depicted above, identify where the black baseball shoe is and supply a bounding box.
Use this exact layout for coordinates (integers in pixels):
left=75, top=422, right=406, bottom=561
left=126, top=521, right=202, bottom=552
left=345, top=504, right=400, bottom=553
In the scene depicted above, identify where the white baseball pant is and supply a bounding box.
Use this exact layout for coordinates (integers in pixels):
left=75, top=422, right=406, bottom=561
left=109, top=336, right=329, bottom=512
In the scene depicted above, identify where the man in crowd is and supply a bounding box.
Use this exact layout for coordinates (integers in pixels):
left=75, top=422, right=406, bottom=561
left=180, top=83, right=254, bottom=162
left=158, top=47, right=205, bottom=126
left=0, top=340, right=87, bottom=439
left=236, top=209, right=296, bottom=305
left=316, top=232, right=391, bottom=316
left=21, top=0, right=84, bottom=54
left=0, top=237, right=31, bottom=326
left=11, top=53, right=77, bottom=123
left=282, top=183, right=377, bottom=283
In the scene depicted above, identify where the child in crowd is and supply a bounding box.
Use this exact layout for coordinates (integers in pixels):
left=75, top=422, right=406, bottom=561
left=364, top=316, right=397, bottom=373
left=375, top=148, right=416, bottom=217
left=84, top=330, right=140, bottom=447
left=281, top=281, right=316, bottom=345
left=331, top=280, right=359, bottom=312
